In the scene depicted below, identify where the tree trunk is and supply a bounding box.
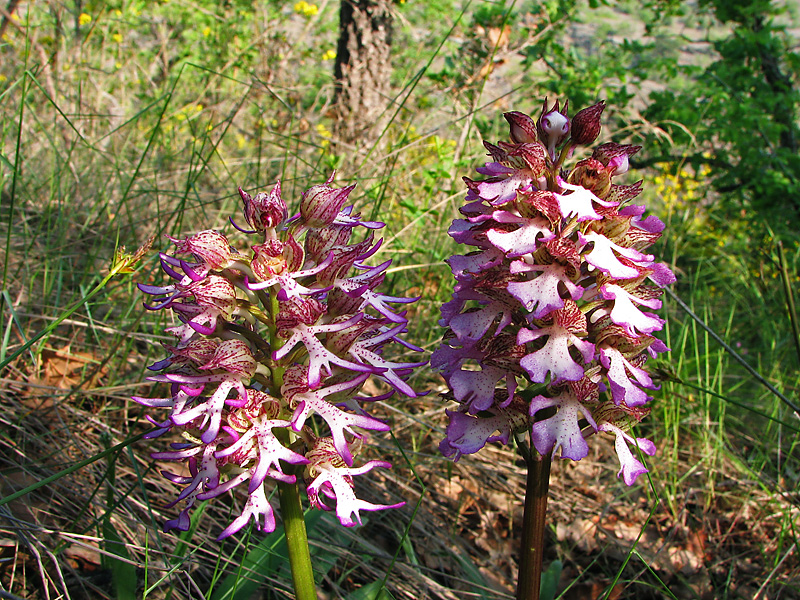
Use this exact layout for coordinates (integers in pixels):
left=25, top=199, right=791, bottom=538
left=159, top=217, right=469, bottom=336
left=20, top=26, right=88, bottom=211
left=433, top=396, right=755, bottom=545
left=333, top=0, right=393, bottom=146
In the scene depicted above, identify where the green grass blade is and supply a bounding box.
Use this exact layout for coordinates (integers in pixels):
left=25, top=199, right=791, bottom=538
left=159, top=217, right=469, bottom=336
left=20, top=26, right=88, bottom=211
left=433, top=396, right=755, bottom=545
left=347, top=580, right=397, bottom=600
left=210, top=509, right=324, bottom=600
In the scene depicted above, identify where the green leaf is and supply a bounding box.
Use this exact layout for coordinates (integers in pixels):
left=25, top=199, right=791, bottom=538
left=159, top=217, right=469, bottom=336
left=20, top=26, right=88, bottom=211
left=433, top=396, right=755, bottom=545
left=540, top=559, right=563, bottom=600
left=452, top=551, right=490, bottom=600
left=103, top=520, right=138, bottom=600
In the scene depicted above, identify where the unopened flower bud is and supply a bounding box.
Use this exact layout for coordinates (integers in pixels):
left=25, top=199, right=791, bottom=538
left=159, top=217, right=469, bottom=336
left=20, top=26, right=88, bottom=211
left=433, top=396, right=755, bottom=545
left=570, top=101, right=605, bottom=145
left=536, top=98, right=570, bottom=159
left=592, top=142, right=641, bottom=176
left=239, top=181, right=287, bottom=232
left=300, top=172, right=357, bottom=228
left=504, top=111, right=539, bottom=144
left=168, top=230, right=233, bottom=270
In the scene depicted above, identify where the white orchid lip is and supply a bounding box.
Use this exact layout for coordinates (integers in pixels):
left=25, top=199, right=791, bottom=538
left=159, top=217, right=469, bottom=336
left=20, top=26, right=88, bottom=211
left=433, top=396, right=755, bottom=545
left=434, top=101, right=674, bottom=486
left=134, top=175, right=424, bottom=538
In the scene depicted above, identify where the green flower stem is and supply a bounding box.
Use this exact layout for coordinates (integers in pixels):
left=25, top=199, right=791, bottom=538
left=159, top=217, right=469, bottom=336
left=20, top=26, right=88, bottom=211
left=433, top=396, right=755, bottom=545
left=265, top=287, right=316, bottom=598
left=267, top=288, right=285, bottom=391
left=278, top=479, right=318, bottom=600
left=516, top=451, right=552, bottom=600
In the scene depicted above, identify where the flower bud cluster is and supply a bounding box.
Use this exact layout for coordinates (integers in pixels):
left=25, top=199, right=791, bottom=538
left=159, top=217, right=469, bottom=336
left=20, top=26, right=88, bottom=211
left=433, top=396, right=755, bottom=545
left=432, top=101, right=674, bottom=485
left=135, top=174, right=423, bottom=538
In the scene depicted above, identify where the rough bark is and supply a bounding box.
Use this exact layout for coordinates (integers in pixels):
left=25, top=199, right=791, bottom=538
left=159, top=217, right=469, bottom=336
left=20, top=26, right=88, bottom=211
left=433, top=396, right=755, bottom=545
left=333, top=0, right=393, bottom=146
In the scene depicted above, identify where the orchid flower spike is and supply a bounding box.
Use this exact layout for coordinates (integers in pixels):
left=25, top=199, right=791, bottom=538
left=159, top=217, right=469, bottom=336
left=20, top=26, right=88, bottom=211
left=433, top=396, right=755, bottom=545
left=434, top=99, right=674, bottom=486
left=135, top=176, right=425, bottom=538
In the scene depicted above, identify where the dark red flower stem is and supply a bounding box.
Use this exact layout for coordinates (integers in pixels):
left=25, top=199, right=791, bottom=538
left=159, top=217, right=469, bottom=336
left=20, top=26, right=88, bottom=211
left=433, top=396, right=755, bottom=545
left=516, top=451, right=552, bottom=600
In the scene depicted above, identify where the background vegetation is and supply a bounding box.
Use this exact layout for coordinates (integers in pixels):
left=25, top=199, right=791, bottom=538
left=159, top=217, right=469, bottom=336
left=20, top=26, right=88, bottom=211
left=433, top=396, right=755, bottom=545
left=0, top=0, right=798, bottom=598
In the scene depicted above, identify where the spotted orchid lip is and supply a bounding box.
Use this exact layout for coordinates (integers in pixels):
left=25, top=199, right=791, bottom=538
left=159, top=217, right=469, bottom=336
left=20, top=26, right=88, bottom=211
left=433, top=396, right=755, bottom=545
left=134, top=176, right=425, bottom=538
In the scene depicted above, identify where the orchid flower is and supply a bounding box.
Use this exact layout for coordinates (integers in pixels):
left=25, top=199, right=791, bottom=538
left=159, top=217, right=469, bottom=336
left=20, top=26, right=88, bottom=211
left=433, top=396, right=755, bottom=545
left=135, top=174, right=424, bottom=539
left=434, top=100, right=674, bottom=484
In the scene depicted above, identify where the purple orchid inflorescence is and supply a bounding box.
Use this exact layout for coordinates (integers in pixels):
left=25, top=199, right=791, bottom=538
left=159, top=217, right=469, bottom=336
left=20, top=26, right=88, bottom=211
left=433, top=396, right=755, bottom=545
left=432, top=100, right=674, bottom=485
left=135, top=173, right=424, bottom=539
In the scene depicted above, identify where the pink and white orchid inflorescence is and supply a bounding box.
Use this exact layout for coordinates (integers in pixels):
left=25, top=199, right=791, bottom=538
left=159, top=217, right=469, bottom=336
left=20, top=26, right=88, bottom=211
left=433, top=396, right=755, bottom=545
left=135, top=174, right=424, bottom=538
left=433, top=100, right=675, bottom=485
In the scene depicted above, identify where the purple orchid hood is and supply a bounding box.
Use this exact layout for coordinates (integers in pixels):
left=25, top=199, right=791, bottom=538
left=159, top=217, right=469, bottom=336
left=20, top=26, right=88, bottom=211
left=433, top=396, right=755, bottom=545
left=433, top=100, right=674, bottom=486
left=135, top=176, right=424, bottom=538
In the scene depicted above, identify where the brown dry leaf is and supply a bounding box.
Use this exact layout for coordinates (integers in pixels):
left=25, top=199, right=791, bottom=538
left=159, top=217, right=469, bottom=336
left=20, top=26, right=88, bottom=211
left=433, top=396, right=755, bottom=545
left=40, top=346, right=107, bottom=389
left=437, top=477, right=464, bottom=503
left=609, top=518, right=642, bottom=544
left=64, top=543, right=102, bottom=573
left=665, top=544, right=704, bottom=575
left=0, top=471, right=51, bottom=525
left=487, top=25, right=511, bottom=50
left=556, top=518, right=598, bottom=553
left=687, top=528, right=709, bottom=561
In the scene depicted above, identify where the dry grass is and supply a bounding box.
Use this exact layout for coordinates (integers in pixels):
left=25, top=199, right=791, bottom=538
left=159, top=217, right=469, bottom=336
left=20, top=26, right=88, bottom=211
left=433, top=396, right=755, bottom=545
left=2, top=360, right=798, bottom=598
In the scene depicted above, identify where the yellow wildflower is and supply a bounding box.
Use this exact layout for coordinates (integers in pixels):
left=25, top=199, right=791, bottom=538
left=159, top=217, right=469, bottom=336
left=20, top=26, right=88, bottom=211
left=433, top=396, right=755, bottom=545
left=78, top=13, right=92, bottom=26
left=316, top=123, right=332, bottom=149
left=294, top=1, right=319, bottom=17
left=203, top=26, right=212, bottom=37
left=316, top=123, right=332, bottom=139
left=321, top=49, right=336, bottom=61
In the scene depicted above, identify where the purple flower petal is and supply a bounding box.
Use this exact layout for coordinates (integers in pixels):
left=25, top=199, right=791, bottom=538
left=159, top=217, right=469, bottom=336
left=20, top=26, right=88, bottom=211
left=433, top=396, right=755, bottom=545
left=598, top=422, right=656, bottom=485
left=529, top=391, right=597, bottom=460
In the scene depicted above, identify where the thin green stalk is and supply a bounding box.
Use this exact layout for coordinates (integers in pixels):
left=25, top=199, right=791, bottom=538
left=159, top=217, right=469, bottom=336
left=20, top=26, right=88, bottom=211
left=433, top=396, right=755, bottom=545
left=666, top=287, right=800, bottom=419
left=516, top=449, right=551, bottom=600
left=278, top=480, right=317, bottom=600
left=0, top=245, right=151, bottom=371
left=2, top=66, right=25, bottom=294
left=266, top=288, right=316, bottom=599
